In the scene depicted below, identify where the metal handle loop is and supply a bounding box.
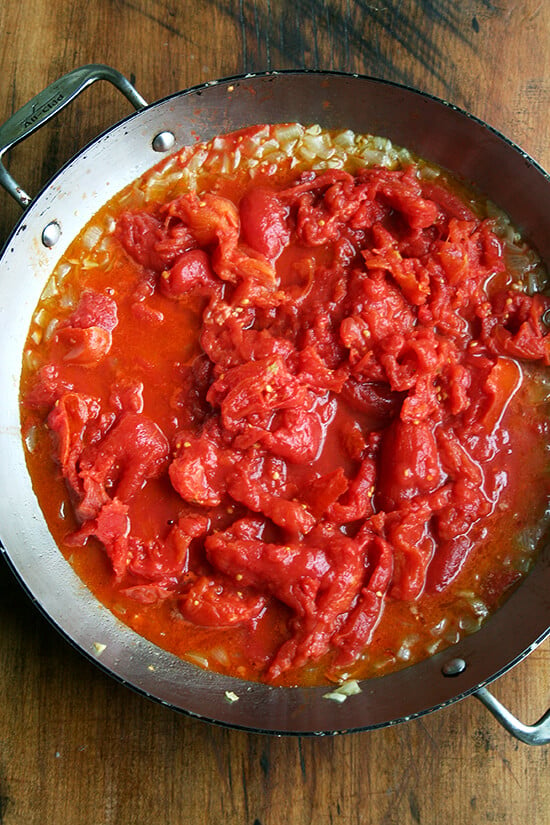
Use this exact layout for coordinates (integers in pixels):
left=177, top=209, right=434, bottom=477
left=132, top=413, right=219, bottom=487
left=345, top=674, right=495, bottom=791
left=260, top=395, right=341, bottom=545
left=474, top=686, right=550, bottom=746
left=0, top=64, right=147, bottom=208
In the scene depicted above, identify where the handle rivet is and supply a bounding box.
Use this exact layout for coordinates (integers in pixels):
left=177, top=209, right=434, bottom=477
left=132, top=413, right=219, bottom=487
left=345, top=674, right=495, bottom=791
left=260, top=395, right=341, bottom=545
left=152, top=131, right=176, bottom=152
left=442, top=657, right=467, bottom=677
left=41, top=221, right=61, bottom=248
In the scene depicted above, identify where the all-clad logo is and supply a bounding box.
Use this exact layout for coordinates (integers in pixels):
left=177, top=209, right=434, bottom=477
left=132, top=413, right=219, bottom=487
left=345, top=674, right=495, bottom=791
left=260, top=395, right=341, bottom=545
left=21, top=91, right=64, bottom=128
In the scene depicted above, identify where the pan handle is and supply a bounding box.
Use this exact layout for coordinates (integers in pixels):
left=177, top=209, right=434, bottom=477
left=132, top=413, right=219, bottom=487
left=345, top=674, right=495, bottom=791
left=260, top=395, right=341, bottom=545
left=473, top=686, right=550, bottom=746
left=0, top=64, right=147, bottom=208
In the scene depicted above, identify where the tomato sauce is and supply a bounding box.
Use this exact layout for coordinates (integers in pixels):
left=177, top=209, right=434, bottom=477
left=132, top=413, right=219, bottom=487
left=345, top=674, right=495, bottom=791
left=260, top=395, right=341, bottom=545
left=20, top=124, right=550, bottom=687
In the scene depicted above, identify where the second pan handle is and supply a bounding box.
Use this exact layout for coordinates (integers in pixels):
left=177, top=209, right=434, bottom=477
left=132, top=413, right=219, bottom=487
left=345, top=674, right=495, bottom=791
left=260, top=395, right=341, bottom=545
left=473, top=685, right=550, bottom=746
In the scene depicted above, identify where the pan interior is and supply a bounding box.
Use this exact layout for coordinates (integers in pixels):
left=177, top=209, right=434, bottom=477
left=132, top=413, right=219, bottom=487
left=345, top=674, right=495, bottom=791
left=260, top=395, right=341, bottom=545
left=1, top=72, right=549, bottom=733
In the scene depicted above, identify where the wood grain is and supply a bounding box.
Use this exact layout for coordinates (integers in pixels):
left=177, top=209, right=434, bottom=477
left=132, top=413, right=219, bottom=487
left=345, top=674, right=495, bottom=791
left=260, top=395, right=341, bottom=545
left=0, top=1, right=549, bottom=823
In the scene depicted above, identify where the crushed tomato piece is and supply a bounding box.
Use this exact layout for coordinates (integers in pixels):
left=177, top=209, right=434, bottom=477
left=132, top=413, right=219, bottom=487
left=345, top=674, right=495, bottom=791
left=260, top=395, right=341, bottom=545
left=20, top=123, right=550, bottom=687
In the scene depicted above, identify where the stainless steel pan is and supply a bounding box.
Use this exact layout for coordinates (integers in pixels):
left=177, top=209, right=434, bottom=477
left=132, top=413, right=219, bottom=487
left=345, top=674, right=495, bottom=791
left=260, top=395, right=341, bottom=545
left=0, top=65, right=549, bottom=742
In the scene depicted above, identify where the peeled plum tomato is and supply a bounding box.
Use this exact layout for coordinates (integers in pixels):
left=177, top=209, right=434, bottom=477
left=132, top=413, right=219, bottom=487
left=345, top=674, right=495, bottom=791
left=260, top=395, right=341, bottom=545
left=19, top=123, right=550, bottom=689
left=239, top=186, right=290, bottom=259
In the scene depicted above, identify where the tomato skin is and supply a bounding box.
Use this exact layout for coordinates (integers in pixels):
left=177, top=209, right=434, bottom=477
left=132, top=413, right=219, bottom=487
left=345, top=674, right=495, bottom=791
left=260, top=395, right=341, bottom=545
left=420, top=181, right=476, bottom=221
left=340, top=378, right=403, bottom=421
left=425, top=534, right=473, bottom=593
left=55, top=325, right=112, bottom=365
left=117, top=210, right=200, bottom=272
left=227, top=453, right=316, bottom=533
left=328, top=456, right=376, bottom=524
left=301, top=468, right=349, bottom=519
left=205, top=519, right=365, bottom=678
left=331, top=533, right=393, bottom=666
left=67, top=290, right=118, bottom=331
left=23, top=365, right=72, bottom=410
left=159, top=249, right=217, bottom=299
left=50, top=411, right=171, bottom=526
left=240, top=187, right=290, bottom=259
left=53, top=290, right=119, bottom=365
left=116, top=212, right=167, bottom=270
left=169, top=432, right=226, bottom=508
left=484, top=291, right=550, bottom=362
left=179, top=575, right=267, bottom=627
left=376, top=419, right=443, bottom=511
left=167, top=192, right=240, bottom=247
left=47, top=392, right=102, bottom=488
left=66, top=498, right=131, bottom=578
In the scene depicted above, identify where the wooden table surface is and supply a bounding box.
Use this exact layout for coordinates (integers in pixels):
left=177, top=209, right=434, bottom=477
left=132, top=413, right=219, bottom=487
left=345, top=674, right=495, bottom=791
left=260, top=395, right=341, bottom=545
left=1, top=1, right=549, bottom=823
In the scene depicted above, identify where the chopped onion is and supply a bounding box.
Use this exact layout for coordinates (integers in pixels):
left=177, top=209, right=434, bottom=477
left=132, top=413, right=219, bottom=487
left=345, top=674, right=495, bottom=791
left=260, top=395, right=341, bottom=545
left=468, top=598, right=489, bottom=618
left=396, top=637, right=418, bottom=661
left=323, top=679, right=361, bottom=703
left=187, top=149, right=210, bottom=173
left=55, top=262, right=72, bottom=285
left=40, top=279, right=59, bottom=302
left=24, top=425, right=38, bottom=453
left=44, top=318, right=59, bottom=343
left=185, top=651, right=210, bottom=669
left=34, top=308, right=50, bottom=329
left=273, top=123, right=303, bottom=143
left=81, top=224, right=103, bottom=250
left=429, top=618, right=448, bottom=638
left=444, top=629, right=461, bottom=645
left=23, top=348, right=40, bottom=371
left=305, top=124, right=322, bottom=136
left=333, top=129, right=355, bottom=148
left=459, top=615, right=482, bottom=633
left=210, top=646, right=230, bottom=667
